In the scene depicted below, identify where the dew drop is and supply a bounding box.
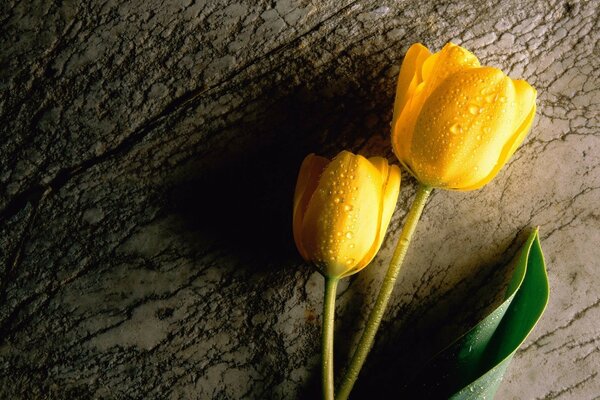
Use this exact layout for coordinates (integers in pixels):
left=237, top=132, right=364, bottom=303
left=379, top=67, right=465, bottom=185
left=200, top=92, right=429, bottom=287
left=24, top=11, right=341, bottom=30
left=345, top=258, right=355, bottom=266
left=343, top=204, right=353, bottom=212
left=333, top=197, right=342, bottom=203
left=483, top=127, right=491, bottom=134
left=498, top=96, right=507, bottom=103
left=349, top=243, right=355, bottom=249
left=345, top=231, right=353, bottom=239
left=449, top=123, right=462, bottom=134
left=485, top=94, right=496, bottom=103
left=468, top=105, right=481, bottom=115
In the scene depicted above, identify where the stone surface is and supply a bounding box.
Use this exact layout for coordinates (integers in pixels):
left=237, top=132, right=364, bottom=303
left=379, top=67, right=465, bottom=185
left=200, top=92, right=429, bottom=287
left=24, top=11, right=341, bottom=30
left=0, top=0, right=599, bottom=398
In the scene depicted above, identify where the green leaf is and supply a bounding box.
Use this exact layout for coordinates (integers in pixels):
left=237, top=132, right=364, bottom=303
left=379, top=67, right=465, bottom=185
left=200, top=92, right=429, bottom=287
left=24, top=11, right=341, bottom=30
left=401, top=229, right=549, bottom=399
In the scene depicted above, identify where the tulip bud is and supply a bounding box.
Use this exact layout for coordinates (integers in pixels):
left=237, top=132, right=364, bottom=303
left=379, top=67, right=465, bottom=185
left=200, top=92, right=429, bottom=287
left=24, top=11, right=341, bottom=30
left=293, top=151, right=401, bottom=278
left=392, top=43, right=537, bottom=190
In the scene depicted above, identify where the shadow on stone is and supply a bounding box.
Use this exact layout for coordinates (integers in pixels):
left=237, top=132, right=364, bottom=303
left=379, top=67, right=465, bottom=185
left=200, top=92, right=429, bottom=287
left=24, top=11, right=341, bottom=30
left=163, top=53, right=402, bottom=397
left=166, top=68, right=391, bottom=275
left=169, top=144, right=302, bottom=269
left=166, top=103, right=325, bottom=274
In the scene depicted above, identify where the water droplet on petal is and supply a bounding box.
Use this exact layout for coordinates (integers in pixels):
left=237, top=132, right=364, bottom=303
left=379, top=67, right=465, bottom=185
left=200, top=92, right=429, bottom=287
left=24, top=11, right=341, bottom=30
left=343, top=204, right=353, bottom=212
left=345, top=232, right=353, bottom=239
left=333, top=197, right=342, bottom=203
left=468, top=105, right=481, bottom=115
left=345, top=258, right=355, bottom=266
left=449, top=123, right=462, bottom=134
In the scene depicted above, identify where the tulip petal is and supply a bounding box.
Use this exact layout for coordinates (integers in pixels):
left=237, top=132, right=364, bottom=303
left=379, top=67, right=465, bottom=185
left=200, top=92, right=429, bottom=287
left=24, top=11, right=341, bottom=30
left=507, top=80, right=537, bottom=157
left=378, top=164, right=401, bottom=245
left=366, top=156, right=390, bottom=185
left=421, top=43, right=480, bottom=95
left=351, top=163, right=401, bottom=275
left=293, top=153, right=329, bottom=260
left=301, top=152, right=381, bottom=277
left=392, top=43, right=480, bottom=176
left=349, top=157, right=391, bottom=271
left=392, top=43, right=431, bottom=125
left=458, top=80, right=537, bottom=190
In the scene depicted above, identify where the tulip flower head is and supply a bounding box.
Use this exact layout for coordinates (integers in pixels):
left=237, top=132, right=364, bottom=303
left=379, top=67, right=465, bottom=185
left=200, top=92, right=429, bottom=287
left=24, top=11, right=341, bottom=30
left=392, top=42, right=537, bottom=190
left=293, top=151, right=401, bottom=278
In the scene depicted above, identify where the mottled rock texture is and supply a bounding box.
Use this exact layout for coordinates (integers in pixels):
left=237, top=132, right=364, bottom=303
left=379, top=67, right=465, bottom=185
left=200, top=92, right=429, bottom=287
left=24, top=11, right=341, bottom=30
left=1, top=0, right=598, bottom=398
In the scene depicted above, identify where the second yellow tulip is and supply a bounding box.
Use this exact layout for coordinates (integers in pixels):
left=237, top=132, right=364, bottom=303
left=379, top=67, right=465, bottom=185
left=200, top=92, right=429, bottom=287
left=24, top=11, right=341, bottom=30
left=293, top=151, right=401, bottom=278
left=392, top=42, right=537, bottom=190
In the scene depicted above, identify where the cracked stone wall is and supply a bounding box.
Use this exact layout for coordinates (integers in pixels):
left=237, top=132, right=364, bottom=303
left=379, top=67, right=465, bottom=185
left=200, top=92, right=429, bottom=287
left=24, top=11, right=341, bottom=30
left=0, top=0, right=598, bottom=398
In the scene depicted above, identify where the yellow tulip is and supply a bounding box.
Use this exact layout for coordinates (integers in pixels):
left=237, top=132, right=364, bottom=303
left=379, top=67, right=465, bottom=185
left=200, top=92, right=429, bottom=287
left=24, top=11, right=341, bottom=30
left=293, top=151, right=401, bottom=278
left=391, top=42, right=537, bottom=190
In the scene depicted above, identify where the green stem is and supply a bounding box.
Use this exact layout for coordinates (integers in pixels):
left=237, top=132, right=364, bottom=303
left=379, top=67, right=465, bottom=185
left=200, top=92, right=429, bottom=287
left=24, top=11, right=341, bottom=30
left=322, top=276, right=339, bottom=400
left=336, top=183, right=432, bottom=400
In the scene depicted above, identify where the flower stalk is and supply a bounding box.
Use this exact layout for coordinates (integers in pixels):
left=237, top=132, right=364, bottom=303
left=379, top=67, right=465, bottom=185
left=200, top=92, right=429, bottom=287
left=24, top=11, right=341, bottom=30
left=336, top=183, right=432, bottom=400
left=322, top=276, right=339, bottom=400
